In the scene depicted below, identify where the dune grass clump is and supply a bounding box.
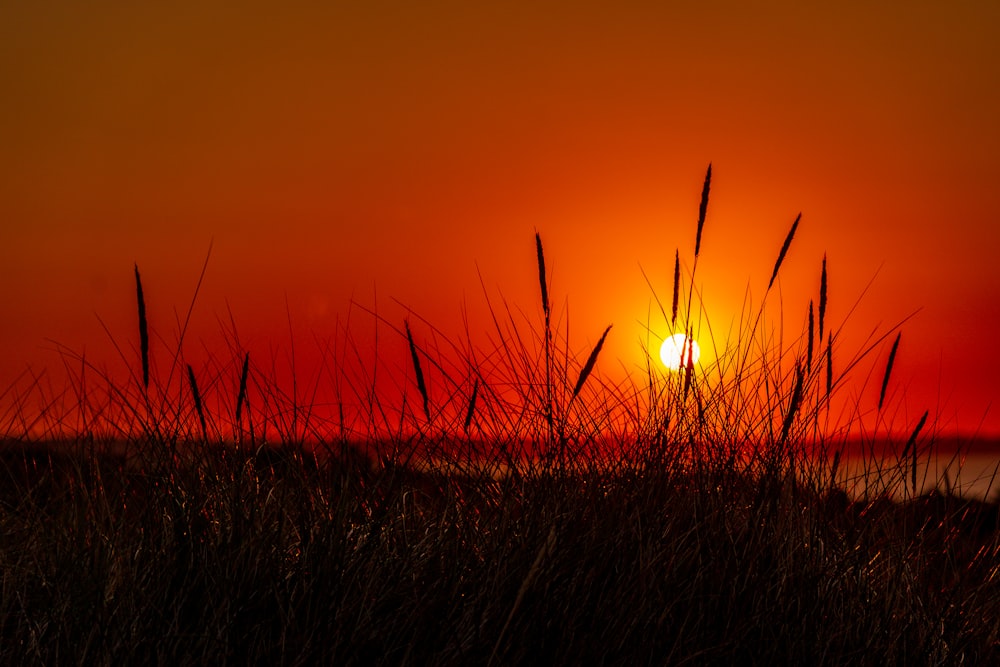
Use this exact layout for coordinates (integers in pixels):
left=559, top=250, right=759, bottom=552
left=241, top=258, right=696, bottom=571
left=1, top=166, right=999, bottom=664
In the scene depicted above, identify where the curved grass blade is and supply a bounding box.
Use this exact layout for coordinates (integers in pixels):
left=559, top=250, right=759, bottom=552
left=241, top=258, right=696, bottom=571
left=878, top=333, right=901, bottom=411
left=901, top=410, right=928, bottom=494
left=406, top=319, right=430, bottom=422
left=780, top=363, right=805, bottom=445
left=464, top=378, right=479, bottom=433
left=134, top=264, right=149, bottom=390
left=235, top=352, right=250, bottom=439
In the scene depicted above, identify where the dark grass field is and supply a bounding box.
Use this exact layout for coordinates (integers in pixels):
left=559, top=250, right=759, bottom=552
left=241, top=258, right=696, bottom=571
left=1, top=438, right=999, bottom=665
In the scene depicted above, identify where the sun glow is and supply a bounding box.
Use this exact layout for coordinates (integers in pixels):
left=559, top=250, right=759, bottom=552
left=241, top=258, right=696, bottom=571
left=660, top=333, right=700, bottom=371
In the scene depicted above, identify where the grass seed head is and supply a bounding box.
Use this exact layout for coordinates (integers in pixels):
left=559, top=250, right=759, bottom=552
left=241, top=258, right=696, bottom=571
left=572, top=325, right=612, bottom=400
left=768, top=213, right=801, bottom=290
left=695, top=163, right=711, bottom=258
left=819, top=254, right=828, bottom=341
left=671, top=249, right=680, bottom=326
left=535, top=232, right=550, bottom=325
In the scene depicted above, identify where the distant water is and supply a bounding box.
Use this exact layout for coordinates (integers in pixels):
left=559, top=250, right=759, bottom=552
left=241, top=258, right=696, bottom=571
left=836, top=438, right=1000, bottom=501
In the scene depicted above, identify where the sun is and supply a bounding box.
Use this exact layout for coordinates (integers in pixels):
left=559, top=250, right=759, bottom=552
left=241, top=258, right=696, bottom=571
left=660, top=333, right=700, bottom=371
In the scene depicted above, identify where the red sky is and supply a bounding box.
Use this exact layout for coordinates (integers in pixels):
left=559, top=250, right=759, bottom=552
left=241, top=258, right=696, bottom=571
left=1, top=2, right=998, bottom=438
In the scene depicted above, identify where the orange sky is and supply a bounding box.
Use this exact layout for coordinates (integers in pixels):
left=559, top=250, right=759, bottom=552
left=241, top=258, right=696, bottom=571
left=1, top=2, right=998, bottom=438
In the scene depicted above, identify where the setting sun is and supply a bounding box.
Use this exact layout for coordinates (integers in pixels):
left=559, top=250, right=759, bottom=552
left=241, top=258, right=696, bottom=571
left=660, top=333, right=700, bottom=371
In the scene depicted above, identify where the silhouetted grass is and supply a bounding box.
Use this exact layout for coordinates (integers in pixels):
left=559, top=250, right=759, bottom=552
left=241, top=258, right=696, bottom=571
left=1, top=167, right=997, bottom=665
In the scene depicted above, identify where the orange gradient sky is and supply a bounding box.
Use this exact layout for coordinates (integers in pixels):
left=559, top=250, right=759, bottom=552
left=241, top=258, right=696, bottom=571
left=1, top=2, right=998, bottom=437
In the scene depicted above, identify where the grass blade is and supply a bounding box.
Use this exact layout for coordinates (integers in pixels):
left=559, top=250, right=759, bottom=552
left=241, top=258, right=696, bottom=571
left=464, top=378, right=479, bottom=433
left=134, top=264, right=149, bottom=390
left=406, top=319, right=430, bottom=422
left=819, top=254, right=827, bottom=342
left=695, top=163, right=711, bottom=258
left=767, top=213, right=801, bottom=290
left=536, top=233, right=553, bottom=436
left=779, top=363, right=805, bottom=445
left=901, top=410, right=928, bottom=495
left=683, top=329, right=696, bottom=398
left=825, top=333, right=833, bottom=400
left=187, top=364, right=207, bottom=440
left=235, top=352, right=250, bottom=439
left=671, top=249, right=680, bottom=326
left=878, top=333, right=901, bottom=411
left=830, top=449, right=841, bottom=488
left=807, top=300, right=814, bottom=370
left=683, top=353, right=694, bottom=398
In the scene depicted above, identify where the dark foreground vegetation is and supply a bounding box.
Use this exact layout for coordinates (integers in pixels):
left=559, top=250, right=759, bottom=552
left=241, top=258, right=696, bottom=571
left=1, top=440, right=999, bottom=665
left=3, top=166, right=997, bottom=664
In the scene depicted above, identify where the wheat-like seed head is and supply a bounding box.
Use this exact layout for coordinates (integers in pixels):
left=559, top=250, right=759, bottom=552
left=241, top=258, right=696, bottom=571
left=768, top=213, right=801, bottom=290
left=695, top=163, right=711, bottom=258
left=571, top=325, right=612, bottom=400
left=819, top=254, right=828, bottom=342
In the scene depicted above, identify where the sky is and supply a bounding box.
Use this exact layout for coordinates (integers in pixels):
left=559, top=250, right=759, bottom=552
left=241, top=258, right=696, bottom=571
left=1, top=1, right=998, bottom=438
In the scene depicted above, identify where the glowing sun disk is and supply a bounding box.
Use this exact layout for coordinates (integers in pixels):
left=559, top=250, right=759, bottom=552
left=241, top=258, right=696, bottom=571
left=660, top=333, right=700, bottom=371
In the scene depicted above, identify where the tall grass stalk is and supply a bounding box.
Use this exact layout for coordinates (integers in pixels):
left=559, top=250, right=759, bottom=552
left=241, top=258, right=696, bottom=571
left=683, top=164, right=712, bottom=327
left=536, top=232, right=554, bottom=444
